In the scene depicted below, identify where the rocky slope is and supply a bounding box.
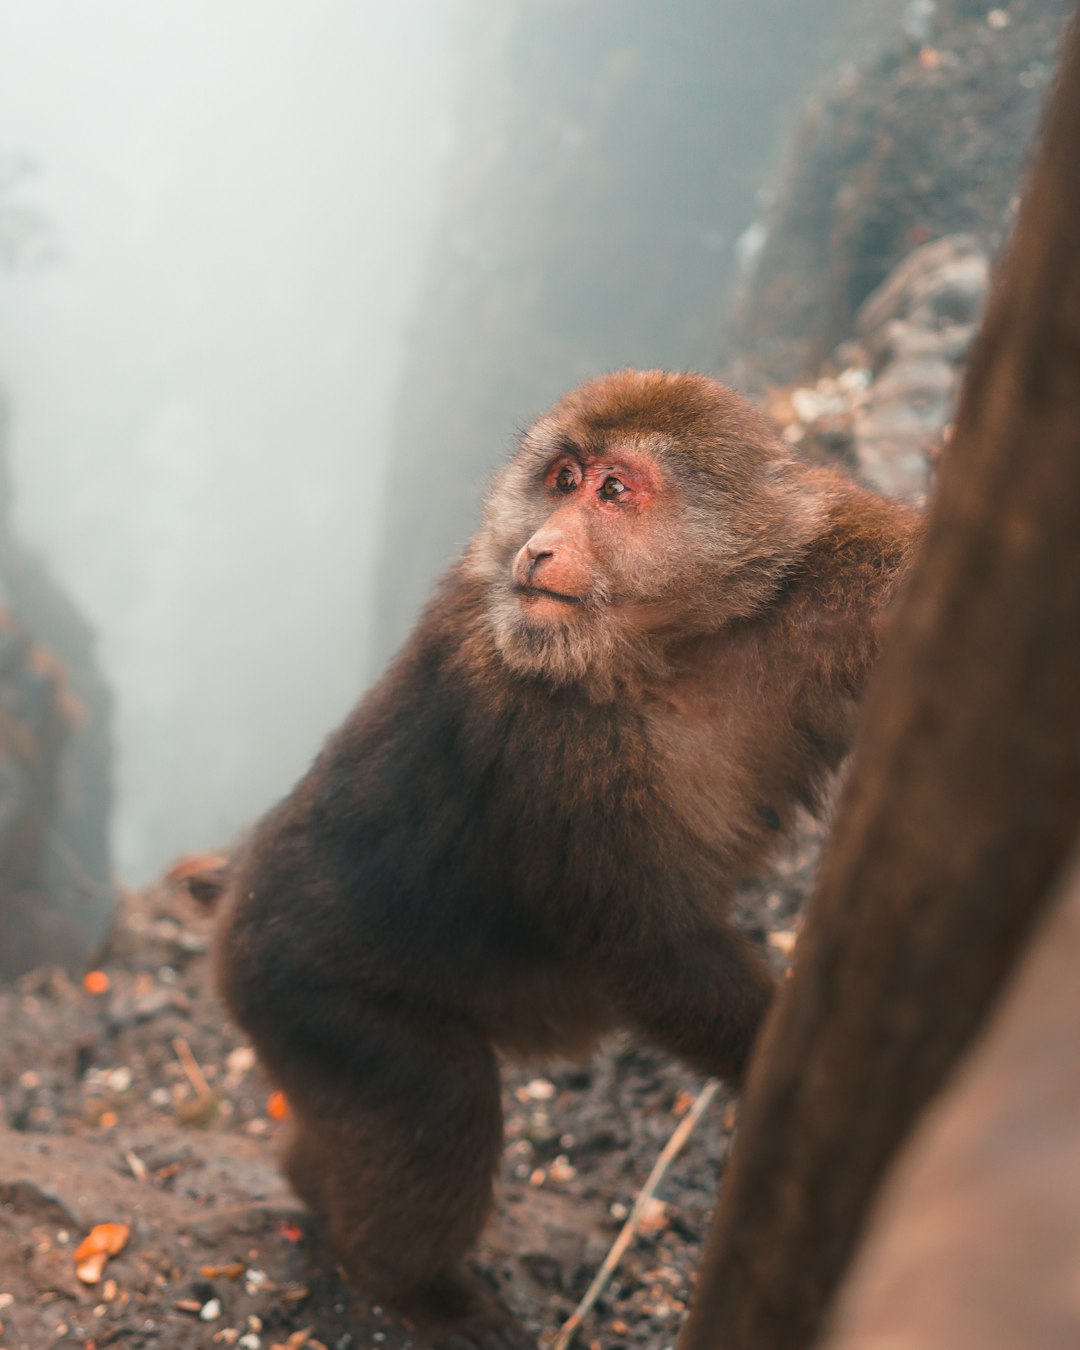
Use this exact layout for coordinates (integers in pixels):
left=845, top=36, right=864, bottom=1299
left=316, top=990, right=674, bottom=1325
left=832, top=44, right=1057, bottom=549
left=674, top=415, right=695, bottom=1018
left=732, top=0, right=1072, bottom=383
left=0, top=392, right=114, bottom=979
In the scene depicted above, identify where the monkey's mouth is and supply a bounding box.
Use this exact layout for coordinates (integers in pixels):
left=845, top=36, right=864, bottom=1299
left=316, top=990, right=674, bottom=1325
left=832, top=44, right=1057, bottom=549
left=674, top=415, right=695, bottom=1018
left=514, top=583, right=584, bottom=607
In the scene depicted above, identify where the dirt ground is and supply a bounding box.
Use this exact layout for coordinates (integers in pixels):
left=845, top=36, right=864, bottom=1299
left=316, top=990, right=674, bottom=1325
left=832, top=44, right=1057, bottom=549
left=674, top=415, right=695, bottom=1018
left=0, top=814, right=823, bottom=1350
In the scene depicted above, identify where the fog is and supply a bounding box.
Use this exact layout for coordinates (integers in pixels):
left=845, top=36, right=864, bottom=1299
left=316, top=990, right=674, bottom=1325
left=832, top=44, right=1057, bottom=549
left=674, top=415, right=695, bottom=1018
left=0, top=1, right=900, bottom=890
left=0, top=2, right=454, bottom=879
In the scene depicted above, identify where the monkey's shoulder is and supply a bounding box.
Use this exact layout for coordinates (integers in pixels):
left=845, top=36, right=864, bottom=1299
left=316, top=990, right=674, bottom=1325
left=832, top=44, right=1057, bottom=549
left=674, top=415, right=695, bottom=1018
left=641, top=487, right=922, bottom=848
left=792, top=482, right=923, bottom=618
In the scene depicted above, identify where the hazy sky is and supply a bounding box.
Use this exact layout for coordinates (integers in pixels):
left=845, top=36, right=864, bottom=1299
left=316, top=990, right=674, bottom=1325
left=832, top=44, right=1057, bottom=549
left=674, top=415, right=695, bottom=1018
left=0, top=1, right=456, bottom=878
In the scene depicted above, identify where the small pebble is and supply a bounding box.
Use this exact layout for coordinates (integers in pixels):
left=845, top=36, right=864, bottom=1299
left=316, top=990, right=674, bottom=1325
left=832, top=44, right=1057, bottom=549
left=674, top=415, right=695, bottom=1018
left=548, top=1155, right=577, bottom=1183
left=637, top=1197, right=668, bottom=1237
left=244, top=1269, right=269, bottom=1296
left=768, top=929, right=798, bottom=956
left=107, top=1067, right=133, bottom=1093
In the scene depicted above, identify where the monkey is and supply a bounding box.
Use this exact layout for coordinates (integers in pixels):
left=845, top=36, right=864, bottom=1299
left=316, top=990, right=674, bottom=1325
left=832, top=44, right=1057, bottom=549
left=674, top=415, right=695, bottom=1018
left=212, top=369, right=921, bottom=1350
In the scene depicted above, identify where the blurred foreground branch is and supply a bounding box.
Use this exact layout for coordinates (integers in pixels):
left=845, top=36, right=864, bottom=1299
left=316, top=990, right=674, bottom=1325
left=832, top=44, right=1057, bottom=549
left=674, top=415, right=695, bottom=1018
left=679, top=9, right=1080, bottom=1349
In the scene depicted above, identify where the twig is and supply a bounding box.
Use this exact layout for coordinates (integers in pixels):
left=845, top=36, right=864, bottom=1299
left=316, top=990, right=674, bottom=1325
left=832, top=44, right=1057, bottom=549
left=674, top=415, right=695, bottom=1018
left=550, top=1078, right=720, bottom=1350
left=124, top=1149, right=149, bottom=1182
left=172, top=1036, right=212, bottom=1102
left=47, top=834, right=115, bottom=898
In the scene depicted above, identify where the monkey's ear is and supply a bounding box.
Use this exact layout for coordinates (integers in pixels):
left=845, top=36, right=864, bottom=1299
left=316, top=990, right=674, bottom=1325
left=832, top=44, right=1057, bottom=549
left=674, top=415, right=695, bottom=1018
left=166, top=852, right=231, bottom=907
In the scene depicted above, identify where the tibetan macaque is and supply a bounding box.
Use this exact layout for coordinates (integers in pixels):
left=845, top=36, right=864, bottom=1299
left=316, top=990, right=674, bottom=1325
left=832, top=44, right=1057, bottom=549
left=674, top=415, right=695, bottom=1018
left=213, top=370, right=921, bottom=1349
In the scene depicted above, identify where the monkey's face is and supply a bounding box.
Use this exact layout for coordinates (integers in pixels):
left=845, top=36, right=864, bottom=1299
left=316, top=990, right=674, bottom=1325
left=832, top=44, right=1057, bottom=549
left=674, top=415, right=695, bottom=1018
left=466, top=370, right=827, bottom=688
left=469, top=436, right=680, bottom=688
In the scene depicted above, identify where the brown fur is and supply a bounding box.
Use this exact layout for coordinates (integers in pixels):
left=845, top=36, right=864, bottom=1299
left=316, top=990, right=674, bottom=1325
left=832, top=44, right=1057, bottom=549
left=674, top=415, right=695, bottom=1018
left=214, top=370, right=921, bottom=1349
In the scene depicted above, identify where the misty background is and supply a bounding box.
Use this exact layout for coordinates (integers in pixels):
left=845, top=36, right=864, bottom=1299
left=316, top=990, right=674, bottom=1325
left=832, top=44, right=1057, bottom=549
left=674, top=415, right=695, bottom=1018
left=0, top=0, right=902, bottom=885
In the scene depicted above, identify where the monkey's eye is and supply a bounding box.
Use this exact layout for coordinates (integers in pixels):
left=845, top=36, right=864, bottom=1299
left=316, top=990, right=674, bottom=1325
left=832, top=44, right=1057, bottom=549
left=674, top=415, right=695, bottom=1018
left=554, top=465, right=578, bottom=492
left=599, top=476, right=627, bottom=501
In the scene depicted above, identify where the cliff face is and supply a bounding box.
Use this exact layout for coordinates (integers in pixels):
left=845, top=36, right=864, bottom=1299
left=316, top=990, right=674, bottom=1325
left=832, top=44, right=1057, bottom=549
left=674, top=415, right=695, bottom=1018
left=0, top=397, right=114, bottom=978
left=370, top=0, right=894, bottom=664
left=732, top=0, right=1073, bottom=384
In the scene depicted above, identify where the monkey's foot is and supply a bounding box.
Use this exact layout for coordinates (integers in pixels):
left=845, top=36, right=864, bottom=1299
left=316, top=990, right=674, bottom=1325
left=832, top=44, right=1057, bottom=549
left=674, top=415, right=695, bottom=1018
left=433, top=1314, right=537, bottom=1350
left=400, top=1271, right=537, bottom=1350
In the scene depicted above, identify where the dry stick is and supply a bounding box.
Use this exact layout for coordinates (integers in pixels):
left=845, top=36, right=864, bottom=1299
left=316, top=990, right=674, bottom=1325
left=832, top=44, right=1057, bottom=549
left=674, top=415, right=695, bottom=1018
left=46, top=834, right=114, bottom=899
left=172, top=1035, right=212, bottom=1102
left=550, top=1079, right=720, bottom=1350
left=124, top=1149, right=149, bottom=1183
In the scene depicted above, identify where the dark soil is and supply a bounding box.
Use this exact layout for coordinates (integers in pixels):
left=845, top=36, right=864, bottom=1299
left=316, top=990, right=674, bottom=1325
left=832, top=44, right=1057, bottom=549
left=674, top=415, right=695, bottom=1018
left=0, top=818, right=824, bottom=1350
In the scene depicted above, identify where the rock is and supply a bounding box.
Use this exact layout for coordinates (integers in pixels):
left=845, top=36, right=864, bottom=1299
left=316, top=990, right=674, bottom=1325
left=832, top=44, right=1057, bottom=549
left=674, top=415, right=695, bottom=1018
left=731, top=0, right=1069, bottom=384
left=0, top=390, right=116, bottom=979
left=855, top=234, right=989, bottom=365
left=0, top=1176, right=79, bottom=1227
left=851, top=234, right=990, bottom=500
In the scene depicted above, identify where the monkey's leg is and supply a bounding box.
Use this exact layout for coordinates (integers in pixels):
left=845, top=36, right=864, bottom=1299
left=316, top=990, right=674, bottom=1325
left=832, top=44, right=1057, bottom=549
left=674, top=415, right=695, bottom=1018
left=610, top=925, right=777, bottom=1085
left=277, top=1011, right=534, bottom=1350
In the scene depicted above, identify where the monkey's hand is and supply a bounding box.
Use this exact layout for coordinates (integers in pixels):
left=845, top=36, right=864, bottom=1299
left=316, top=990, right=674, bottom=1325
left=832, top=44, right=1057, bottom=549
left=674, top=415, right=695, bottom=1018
left=435, top=1314, right=537, bottom=1350
left=608, top=922, right=777, bottom=1086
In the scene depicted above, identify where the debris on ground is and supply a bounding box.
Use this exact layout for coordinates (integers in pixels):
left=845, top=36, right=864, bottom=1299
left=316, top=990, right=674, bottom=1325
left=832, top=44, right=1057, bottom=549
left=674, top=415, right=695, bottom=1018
left=0, top=814, right=824, bottom=1350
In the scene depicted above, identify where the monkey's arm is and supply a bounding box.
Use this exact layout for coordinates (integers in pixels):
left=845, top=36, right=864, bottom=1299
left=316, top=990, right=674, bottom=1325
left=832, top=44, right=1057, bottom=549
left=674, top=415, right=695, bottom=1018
left=795, top=484, right=923, bottom=657
left=601, top=921, right=776, bottom=1086
left=776, top=489, right=923, bottom=763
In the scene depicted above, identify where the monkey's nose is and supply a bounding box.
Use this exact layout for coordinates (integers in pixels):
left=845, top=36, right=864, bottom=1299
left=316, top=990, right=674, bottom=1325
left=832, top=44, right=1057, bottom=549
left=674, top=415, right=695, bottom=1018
left=514, top=540, right=553, bottom=584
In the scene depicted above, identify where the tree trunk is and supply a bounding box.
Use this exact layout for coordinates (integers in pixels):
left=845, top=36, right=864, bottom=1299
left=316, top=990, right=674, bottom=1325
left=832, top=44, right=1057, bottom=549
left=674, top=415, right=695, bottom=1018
left=679, top=10, right=1080, bottom=1349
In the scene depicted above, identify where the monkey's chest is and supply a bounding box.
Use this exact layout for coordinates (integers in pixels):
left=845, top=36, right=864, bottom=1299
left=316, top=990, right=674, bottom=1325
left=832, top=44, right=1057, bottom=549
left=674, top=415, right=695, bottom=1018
left=642, top=682, right=793, bottom=868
